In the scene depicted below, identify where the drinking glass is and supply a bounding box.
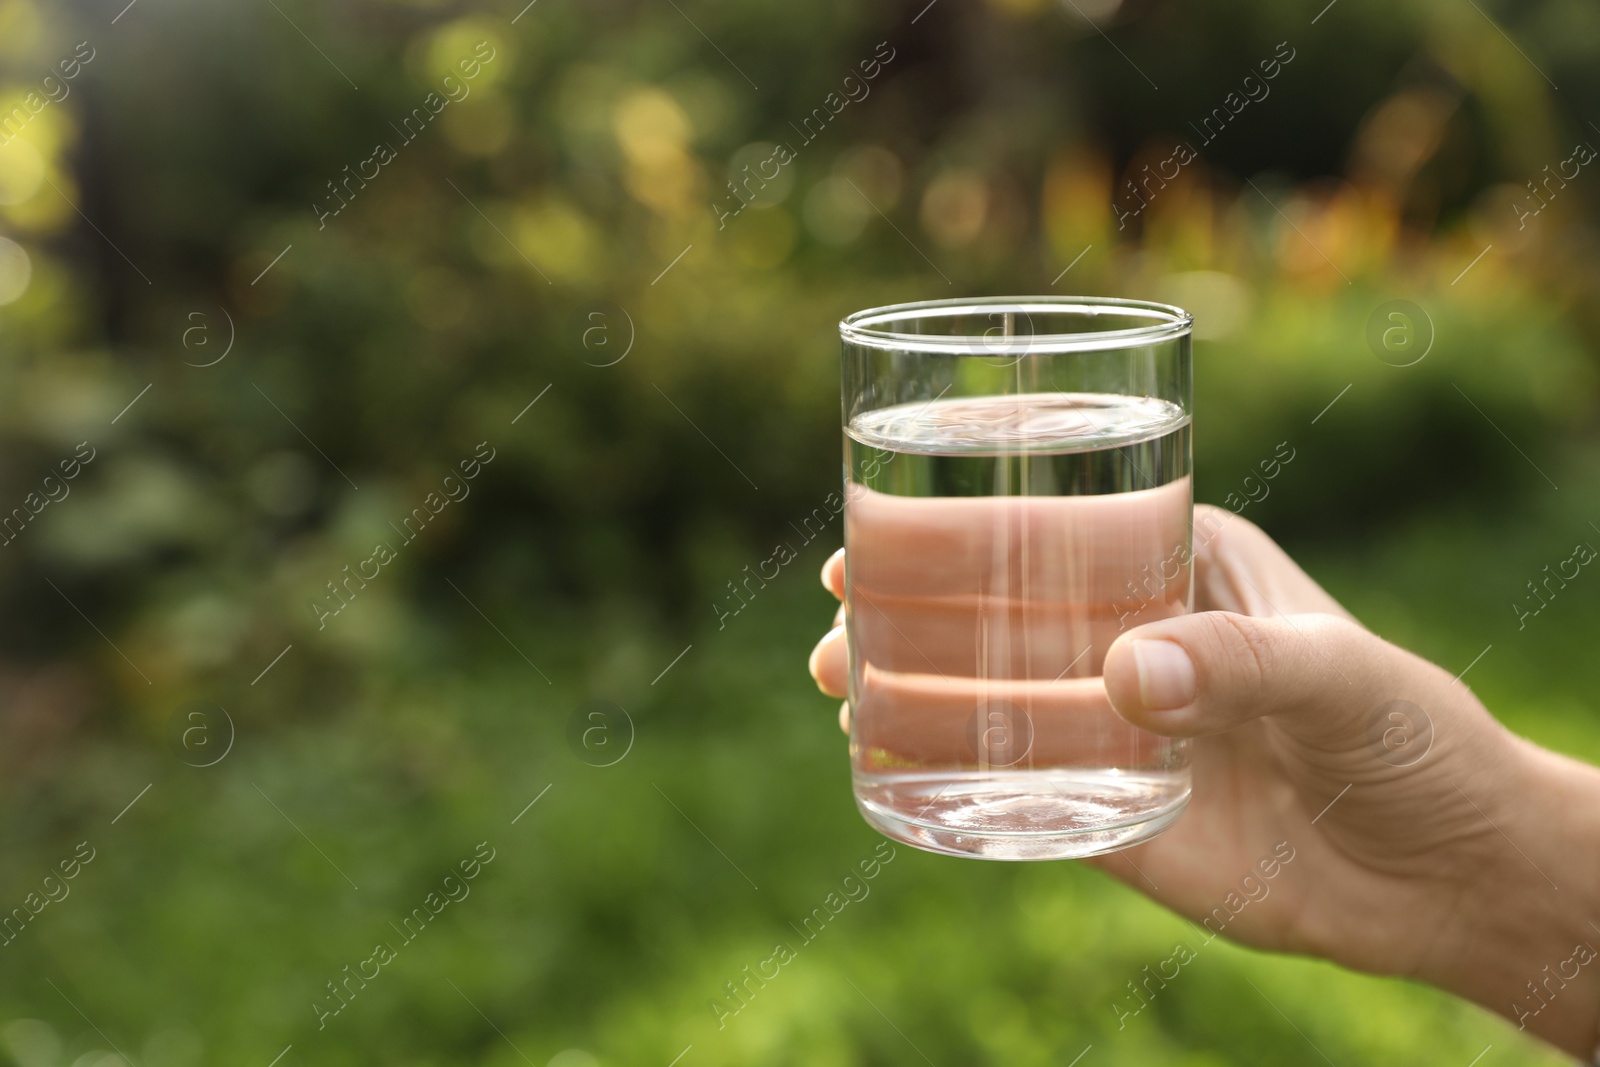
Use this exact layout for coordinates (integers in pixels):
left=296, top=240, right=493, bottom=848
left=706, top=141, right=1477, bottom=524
left=839, top=296, right=1194, bottom=860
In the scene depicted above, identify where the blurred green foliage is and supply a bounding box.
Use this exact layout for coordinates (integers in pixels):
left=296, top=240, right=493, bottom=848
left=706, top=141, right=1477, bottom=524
left=0, top=0, right=1598, bottom=1062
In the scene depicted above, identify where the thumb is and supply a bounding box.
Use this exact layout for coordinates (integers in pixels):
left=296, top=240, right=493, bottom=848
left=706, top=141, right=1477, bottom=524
left=1102, top=610, right=1432, bottom=747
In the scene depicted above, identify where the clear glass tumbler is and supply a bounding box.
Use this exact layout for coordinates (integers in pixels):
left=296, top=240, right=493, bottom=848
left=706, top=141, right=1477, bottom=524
left=839, top=296, right=1194, bottom=860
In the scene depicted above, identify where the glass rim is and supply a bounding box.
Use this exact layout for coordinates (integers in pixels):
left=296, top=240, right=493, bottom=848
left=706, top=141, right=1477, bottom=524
left=839, top=295, right=1194, bottom=354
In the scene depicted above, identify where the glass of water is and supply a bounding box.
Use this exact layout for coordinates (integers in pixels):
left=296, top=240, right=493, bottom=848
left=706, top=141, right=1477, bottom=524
left=839, top=296, right=1194, bottom=860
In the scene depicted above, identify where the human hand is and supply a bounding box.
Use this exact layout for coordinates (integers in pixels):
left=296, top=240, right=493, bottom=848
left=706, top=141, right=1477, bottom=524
left=810, top=505, right=1600, bottom=1057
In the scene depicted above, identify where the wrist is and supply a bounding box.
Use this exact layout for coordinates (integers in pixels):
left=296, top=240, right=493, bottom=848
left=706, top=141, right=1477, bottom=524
left=1430, top=734, right=1600, bottom=1057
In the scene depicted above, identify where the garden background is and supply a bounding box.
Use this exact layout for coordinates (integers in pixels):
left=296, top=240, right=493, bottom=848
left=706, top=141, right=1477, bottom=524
left=2, top=0, right=1599, bottom=1062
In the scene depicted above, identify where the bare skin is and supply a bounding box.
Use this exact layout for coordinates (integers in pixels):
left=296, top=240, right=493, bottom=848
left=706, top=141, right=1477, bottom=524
left=810, top=504, right=1600, bottom=1058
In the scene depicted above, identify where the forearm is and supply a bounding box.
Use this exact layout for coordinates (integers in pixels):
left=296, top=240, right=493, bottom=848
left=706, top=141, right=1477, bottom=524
left=1433, top=736, right=1600, bottom=1058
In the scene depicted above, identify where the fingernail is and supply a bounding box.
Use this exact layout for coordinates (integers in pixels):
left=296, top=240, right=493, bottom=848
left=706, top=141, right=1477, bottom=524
left=1132, top=640, right=1196, bottom=711
left=821, top=548, right=845, bottom=591
left=809, top=624, right=845, bottom=682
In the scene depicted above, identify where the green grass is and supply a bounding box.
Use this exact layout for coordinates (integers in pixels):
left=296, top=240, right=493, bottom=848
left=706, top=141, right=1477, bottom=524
left=0, top=506, right=1589, bottom=1067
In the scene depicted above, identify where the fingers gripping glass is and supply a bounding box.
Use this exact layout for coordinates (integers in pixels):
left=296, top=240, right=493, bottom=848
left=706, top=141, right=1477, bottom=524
left=839, top=296, right=1195, bottom=860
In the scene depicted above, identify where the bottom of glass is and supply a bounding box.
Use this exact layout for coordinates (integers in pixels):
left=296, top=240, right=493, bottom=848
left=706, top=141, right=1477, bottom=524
left=854, top=768, right=1191, bottom=861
